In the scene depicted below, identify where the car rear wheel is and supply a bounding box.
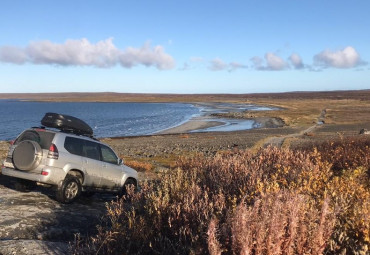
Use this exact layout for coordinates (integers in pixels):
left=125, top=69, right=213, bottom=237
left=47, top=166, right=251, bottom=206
left=56, top=176, right=81, bottom=203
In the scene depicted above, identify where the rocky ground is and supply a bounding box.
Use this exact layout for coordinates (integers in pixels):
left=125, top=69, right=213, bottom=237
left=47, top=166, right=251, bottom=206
left=0, top=173, right=118, bottom=255
left=0, top=140, right=119, bottom=254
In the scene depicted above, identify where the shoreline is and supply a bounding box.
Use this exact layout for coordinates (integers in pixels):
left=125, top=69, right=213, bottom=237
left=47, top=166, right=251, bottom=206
left=156, top=102, right=282, bottom=135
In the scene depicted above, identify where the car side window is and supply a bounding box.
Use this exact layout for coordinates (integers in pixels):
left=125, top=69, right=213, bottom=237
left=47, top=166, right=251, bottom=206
left=100, top=144, right=119, bottom=165
left=82, top=140, right=101, bottom=161
left=64, top=137, right=83, bottom=156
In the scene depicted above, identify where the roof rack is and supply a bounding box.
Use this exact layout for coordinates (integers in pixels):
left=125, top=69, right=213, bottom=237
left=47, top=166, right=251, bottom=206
left=32, top=126, right=97, bottom=140
left=59, top=129, right=97, bottom=140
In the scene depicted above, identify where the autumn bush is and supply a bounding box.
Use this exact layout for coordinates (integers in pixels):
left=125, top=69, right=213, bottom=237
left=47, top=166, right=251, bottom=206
left=299, top=135, right=370, bottom=174
left=124, top=159, right=153, bottom=172
left=73, top=136, right=369, bottom=255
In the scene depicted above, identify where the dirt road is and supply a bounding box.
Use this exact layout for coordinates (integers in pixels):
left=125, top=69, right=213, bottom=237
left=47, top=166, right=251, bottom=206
left=262, top=109, right=326, bottom=148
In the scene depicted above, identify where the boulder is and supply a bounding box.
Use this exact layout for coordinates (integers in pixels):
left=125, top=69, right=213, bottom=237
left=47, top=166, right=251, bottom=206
left=359, top=128, right=370, bottom=135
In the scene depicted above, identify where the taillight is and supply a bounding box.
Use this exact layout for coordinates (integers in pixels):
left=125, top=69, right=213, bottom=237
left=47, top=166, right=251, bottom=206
left=9, top=140, right=14, bottom=145
left=48, top=143, right=59, bottom=159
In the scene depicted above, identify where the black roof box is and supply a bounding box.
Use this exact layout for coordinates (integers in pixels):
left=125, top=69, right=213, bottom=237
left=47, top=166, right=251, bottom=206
left=41, top=112, right=93, bottom=136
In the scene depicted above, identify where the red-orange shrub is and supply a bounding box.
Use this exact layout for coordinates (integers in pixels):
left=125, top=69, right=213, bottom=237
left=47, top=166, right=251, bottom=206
left=72, top=138, right=370, bottom=254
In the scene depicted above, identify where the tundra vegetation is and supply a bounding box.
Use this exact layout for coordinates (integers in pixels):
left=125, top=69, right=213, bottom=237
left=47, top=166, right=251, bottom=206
left=73, top=136, right=369, bottom=255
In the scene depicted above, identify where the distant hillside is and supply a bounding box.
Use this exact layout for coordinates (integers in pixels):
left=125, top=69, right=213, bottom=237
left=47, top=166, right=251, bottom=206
left=0, top=90, right=369, bottom=102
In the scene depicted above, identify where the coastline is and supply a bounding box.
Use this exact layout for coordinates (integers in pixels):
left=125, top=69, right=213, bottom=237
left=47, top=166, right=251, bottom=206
left=157, top=102, right=282, bottom=134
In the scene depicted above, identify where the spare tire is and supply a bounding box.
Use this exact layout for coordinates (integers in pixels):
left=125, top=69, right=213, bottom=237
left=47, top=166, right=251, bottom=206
left=13, top=140, right=43, bottom=171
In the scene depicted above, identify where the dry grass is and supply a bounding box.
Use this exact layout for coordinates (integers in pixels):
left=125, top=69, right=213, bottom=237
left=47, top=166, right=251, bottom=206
left=123, top=159, right=154, bottom=172
left=216, top=97, right=370, bottom=128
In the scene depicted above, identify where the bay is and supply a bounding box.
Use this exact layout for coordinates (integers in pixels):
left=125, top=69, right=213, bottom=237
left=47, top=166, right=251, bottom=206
left=0, top=100, right=200, bottom=140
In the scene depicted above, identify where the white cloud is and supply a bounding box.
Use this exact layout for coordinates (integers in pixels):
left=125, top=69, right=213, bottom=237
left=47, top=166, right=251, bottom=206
left=229, top=62, right=247, bottom=71
left=265, top=53, right=287, bottom=70
left=289, top=53, right=304, bottom=69
left=314, top=46, right=363, bottom=68
left=0, top=38, right=175, bottom=70
left=0, top=46, right=27, bottom=64
left=209, top=58, right=228, bottom=71
left=209, top=58, right=247, bottom=71
left=119, top=42, right=175, bottom=70
left=251, top=53, right=287, bottom=71
left=250, top=56, right=263, bottom=69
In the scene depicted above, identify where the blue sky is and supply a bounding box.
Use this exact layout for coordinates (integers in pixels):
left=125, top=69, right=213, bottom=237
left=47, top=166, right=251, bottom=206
left=0, top=0, right=369, bottom=93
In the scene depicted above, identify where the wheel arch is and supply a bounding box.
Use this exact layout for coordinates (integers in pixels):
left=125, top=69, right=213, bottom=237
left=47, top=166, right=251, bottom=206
left=66, top=169, right=84, bottom=185
left=125, top=177, right=137, bottom=187
left=121, top=174, right=138, bottom=187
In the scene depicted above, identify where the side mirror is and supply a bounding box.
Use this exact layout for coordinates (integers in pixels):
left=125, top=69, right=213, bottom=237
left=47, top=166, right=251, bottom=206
left=118, top=158, right=124, bottom=165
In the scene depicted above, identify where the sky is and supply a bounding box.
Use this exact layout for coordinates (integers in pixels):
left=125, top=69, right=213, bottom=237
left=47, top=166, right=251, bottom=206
left=0, top=0, right=369, bottom=94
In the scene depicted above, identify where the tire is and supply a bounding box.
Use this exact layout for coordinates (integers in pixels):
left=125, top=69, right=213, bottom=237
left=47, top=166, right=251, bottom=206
left=13, top=140, right=43, bottom=171
left=56, top=176, right=82, bottom=203
left=120, top=178, right=137, bottom=197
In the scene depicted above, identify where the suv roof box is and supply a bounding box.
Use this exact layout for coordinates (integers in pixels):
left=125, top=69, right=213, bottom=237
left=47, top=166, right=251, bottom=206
left=41, top=112, right=93, bottom=136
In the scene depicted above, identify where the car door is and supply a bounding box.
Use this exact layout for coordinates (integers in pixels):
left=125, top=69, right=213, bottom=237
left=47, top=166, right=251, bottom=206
left=99, top=144, right=124, bottom=190
left=82, top=140, right=103, bottom=187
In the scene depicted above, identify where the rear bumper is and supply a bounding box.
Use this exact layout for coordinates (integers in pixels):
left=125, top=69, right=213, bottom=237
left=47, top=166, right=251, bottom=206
left=1, top=167, right=66, bottom=186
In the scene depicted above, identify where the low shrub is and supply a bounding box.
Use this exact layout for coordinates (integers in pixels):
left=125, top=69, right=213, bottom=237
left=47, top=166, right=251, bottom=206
left=210, top=191, right=335, bottom=255
left=73, top=137, right=370, bottom=254
left=124, top=159, right=153, bottom=172
left=299, top=135, right=370, bottom=175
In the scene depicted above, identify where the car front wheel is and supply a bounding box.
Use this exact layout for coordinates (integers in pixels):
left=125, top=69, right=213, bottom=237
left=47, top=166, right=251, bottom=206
left=56, top=176, right=81, bottom=203
left=120, top=178, right=137, bottom=197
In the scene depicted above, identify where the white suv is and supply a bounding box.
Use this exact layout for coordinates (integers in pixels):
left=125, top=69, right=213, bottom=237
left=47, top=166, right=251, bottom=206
left=1, top=113, right=138, bottom=203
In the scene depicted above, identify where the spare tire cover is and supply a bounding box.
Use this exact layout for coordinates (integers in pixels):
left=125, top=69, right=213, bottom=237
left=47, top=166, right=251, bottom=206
left=13, top=140, right=43, bottom=171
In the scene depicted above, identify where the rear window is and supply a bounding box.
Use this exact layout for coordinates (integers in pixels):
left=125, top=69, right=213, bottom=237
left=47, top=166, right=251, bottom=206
left=15, top=130, right=55, bottom=150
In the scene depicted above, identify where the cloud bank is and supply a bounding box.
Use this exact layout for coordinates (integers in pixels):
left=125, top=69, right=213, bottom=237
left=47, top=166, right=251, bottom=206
left=0, top=38, right=175, bottom=70
left=251, top=53, right=287, bottom=71
left=1, top=39, right=365, bottom=73
left=250, top=46, right=365, bottom=71
left=314, top=46, right=362, bottom=68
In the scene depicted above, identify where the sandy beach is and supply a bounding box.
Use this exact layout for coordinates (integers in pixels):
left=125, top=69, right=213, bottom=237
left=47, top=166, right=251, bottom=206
left=157, top=102, right=283, bottom=134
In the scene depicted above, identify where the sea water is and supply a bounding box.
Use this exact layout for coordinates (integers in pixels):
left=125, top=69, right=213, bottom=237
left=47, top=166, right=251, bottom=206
left=0, top=100, right=200, bottom=140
